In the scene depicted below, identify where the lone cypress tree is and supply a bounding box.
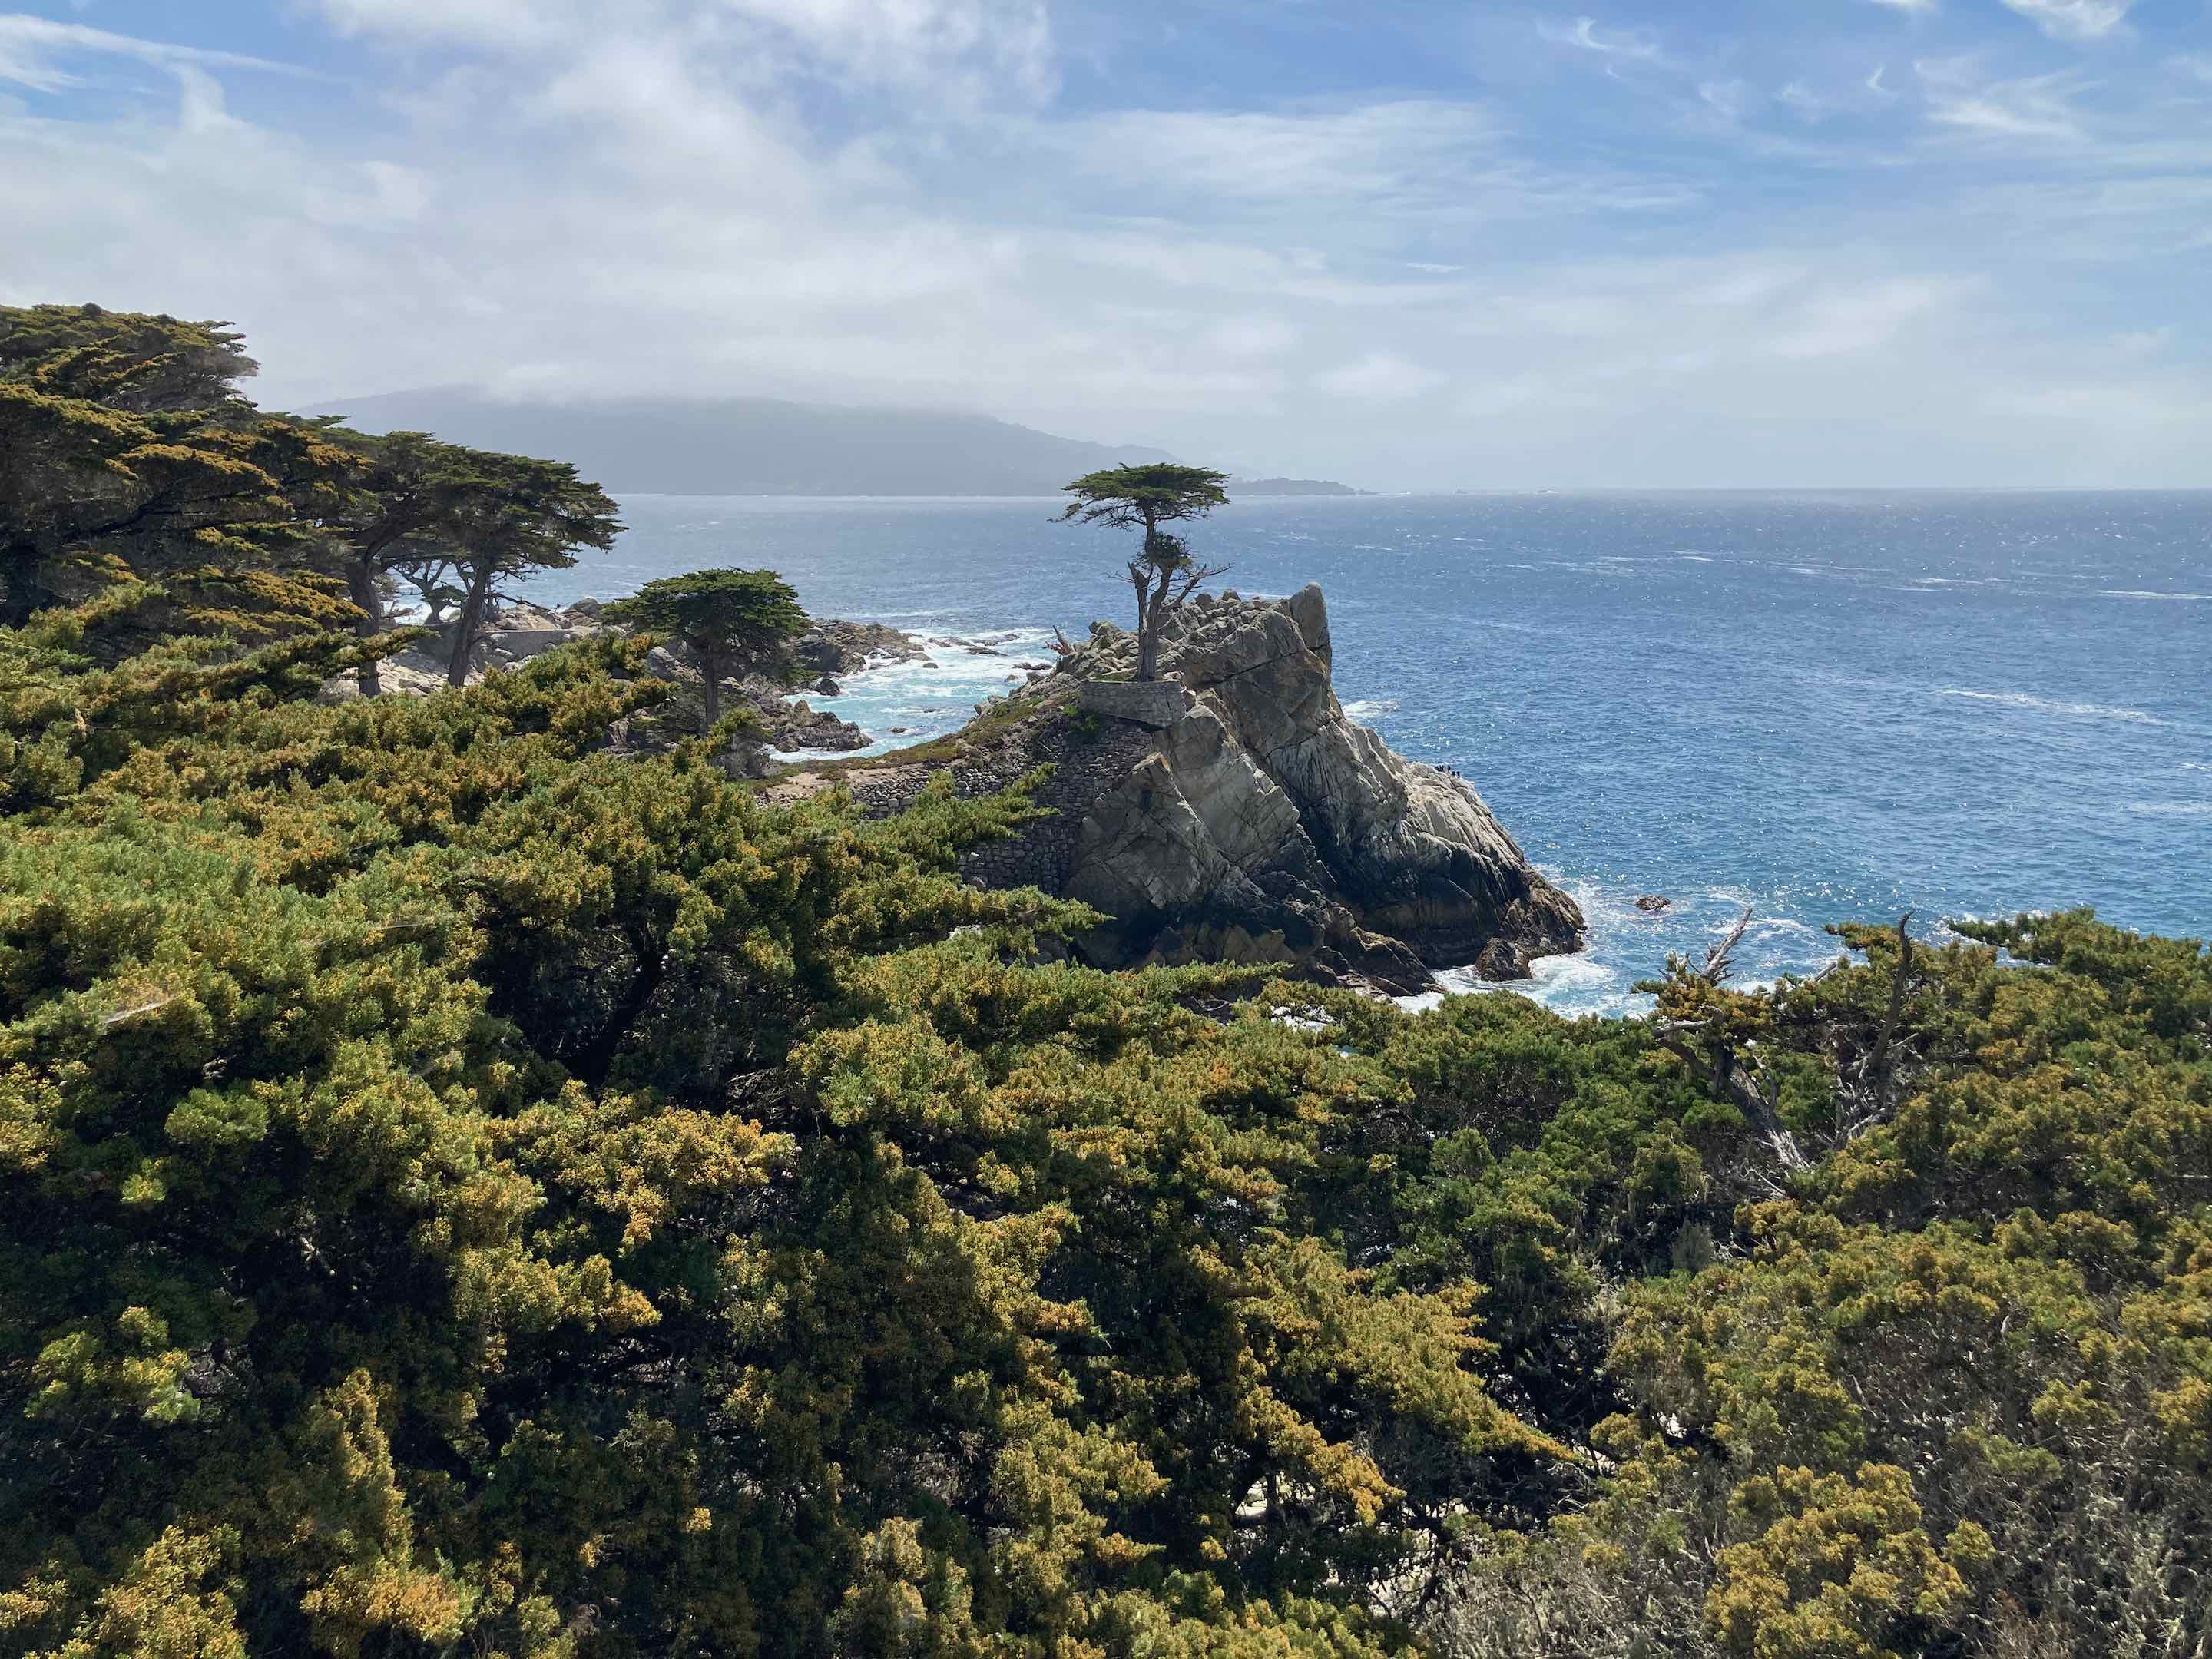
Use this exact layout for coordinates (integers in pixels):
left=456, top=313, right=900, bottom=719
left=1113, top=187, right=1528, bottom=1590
left=436, top=452, right=621, bottom=686
left=1056, top=463, right=1229, bottom=681
left=604, top=566, right=808, bottom=723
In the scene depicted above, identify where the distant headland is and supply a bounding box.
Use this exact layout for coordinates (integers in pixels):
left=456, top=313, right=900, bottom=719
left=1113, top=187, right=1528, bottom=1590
left=1227, top=476, right=1371, bottom=498
left=308, top=387, right=1177, bottom=497
left=310, top=389, right=1367, bottom=501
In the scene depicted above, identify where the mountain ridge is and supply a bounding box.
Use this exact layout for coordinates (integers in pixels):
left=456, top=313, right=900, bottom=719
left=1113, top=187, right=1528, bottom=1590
left=306, top=387, right=1179, bottom=497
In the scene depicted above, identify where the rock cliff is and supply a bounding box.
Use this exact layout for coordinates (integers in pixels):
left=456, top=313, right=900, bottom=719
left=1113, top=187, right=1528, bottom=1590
left=1048, top=585, right=1581, bottom=988
left=803, top=585, right=1584, bottom=994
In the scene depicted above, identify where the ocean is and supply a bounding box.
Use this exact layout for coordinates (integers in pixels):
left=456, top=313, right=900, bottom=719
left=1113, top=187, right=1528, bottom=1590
left=518, top=491, right=2212, bottom=1017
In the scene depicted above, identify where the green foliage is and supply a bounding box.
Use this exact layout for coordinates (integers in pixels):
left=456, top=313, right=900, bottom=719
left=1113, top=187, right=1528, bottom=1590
left=1056, top=464, right=1231, bottom=681
left=0, top=305, right=360, bottom=639
left=1055, top=463, right=1232, bottom=538
left=1434, top=916, right=2211, bottom=1659
left=604, top=568, right=807, bottom=722
left=378, top=441, right=621, bottom=688
left=5, top=306, right=2206, bottom=1659
left=1, top=304, right=618, bottom=689
left=1, top=598, right=1558, bottom=1657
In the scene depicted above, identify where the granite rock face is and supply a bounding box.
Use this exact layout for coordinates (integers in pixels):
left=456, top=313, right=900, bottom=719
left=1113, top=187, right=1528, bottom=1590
left=1023, top=584, right=1584, bottom=991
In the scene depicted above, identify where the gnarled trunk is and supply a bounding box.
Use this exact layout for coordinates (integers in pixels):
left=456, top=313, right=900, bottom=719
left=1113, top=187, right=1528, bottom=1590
left=1133, top=510, right=1167, bottom=682
left=446, top=558, right=496, bottom=687
left=347, top=555, right=383, bottom=697
left=1138, top=582, right=1171, bottom=682
left=701, top=648, right=724, bottom=726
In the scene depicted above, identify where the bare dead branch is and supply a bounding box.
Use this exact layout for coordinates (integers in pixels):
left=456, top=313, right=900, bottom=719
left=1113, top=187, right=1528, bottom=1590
left=1701, top=906, right=1754, bottom=985
left=1867, top=911, right=1915, bottom=1125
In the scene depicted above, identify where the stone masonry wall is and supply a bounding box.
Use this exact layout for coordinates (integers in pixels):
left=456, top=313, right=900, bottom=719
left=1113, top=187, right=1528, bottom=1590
left=956, top=717, right=1157, bottom=895
left=1075, top=678, right=1190, bottom=729
left=816, top=706, right=1158, bottom=898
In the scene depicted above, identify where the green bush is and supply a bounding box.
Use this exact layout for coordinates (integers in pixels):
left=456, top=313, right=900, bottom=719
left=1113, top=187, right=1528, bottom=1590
left=4, top=301, right=2205, bottom=1659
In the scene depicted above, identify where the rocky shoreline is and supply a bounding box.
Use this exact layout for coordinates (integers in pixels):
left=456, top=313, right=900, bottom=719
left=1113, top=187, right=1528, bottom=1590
left=772, top=586, right=1585, bottom=995
left=332, top=587, right=1584, bottom=995
left=326, top=599, right=926, bottom=757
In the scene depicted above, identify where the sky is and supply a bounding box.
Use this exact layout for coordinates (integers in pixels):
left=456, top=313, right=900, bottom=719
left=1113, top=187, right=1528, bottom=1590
left=2, top=0, right=2209, bottom=488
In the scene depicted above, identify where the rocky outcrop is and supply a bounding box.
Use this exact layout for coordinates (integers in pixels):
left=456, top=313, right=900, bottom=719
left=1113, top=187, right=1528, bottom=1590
left=1035, top=585, right=1583, bottom=989
left=743, top=687, right=869, bottom=753
left=323, top=600, right=903, bottom=760
left=809, top=585, right=1583, bottom=994
left=790, top=618, right=926, bottom=676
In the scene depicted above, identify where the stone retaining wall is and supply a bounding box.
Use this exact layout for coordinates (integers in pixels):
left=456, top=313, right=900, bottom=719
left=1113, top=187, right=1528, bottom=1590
left=816, top=707, right=1159, bottom=897
left=1076, top=678, right=1189, bottom=729
left=956, top=718, right=1157, bottom=895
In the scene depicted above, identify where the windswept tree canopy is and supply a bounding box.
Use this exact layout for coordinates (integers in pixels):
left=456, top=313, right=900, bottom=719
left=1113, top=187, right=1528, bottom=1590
left=1, top=300, right=2207, bottom=1659
left=1057, top=463, right=1230, bottom=680
left=604, top=566, right=809, bottom=723
left=0, top=304, right=359, bottom=638
left=0, top=302, right=259, bottom=416
left=325, top=429, right=622, bottom=689
left=1055, top=462, right=1231, bottom=538
left=0, top=306, right=620, bottom=671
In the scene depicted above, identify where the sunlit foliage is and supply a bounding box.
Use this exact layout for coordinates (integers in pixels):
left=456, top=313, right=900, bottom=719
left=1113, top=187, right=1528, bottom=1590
left=2, top=304, right=2204, bottom=1659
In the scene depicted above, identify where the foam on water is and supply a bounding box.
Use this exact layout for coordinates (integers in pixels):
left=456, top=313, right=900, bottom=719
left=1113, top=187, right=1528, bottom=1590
left=1935, top=687, right=2170, bottom=725
left=1394, top=878, right=1853, bottom=1021
left=518, top=490, right=2212, bottom=1002
left=773, top=627, right=1059, bottom=760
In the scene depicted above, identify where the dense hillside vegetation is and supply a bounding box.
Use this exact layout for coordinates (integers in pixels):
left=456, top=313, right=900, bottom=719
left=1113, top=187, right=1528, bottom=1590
left=3, top=306, right=2207, bottom=1658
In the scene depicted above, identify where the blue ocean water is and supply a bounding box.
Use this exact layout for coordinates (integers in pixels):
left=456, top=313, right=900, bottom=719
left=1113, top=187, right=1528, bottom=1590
left=520, top=492, right=2212, bottom=1016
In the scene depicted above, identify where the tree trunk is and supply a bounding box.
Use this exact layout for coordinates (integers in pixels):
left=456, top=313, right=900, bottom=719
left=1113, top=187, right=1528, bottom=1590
left=1131, top=570, right=1155, bottom=682
left=1138, top=584, right=1170, bottom=682
left=347, top=553, right=384, bottom=697
left=572, top=927, right=667, bottom=1089
left=446, top=558, right=496, bottom=687
left=1134, top=509, right=1167, bottom=682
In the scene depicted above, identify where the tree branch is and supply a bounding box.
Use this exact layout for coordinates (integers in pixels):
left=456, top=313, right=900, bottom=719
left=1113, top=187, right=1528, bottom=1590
left=1865, top=911, right=1915, bottom=1128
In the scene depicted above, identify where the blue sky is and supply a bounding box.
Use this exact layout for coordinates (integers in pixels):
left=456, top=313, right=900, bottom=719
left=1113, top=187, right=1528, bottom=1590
left=3, top=0, right=2208, bottom=486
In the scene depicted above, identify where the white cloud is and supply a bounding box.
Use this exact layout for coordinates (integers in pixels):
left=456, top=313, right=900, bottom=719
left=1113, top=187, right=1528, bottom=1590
left=2109, top=327, right=2170, bottom=356
left=1916, top=59, right=2086, bottom=141
left=1697, top=80, right=1753, bottom=122
left=1313, top=353, right=1449, bottom=402
left=1053, top=101, right=1696, bottom=227
left=1984, top=377, right=2210, bottom=431
left=2, top=1, right=2208, bottom=487
left=1538, top=15, right=1664, bottom=62
left=1777, top=81, right=1828, bottom=121
left=1996, top=0, right=2132, bottom=42
left=728, top=0, right=1053, bottom=100
left=1065, top=102, right=1500, bottom=204
left=1770, top=276, right=1968, bottom=358
left=0, top=13, right=308, bottom=92
left=316, top=0, right=1055, bottom=103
